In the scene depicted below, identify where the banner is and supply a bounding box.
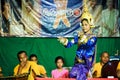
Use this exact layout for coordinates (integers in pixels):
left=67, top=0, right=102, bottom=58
left=0, top=0, right=119, bottom=37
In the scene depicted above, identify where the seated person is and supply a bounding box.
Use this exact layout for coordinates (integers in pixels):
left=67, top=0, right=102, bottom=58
left=0, top=67, right=3, bottom=77
left=101, top=60, right=119, bottom=78
left=92, top=51, right=109, bottom=78
left=117, top=62, right=120, bottom=79
left=14, top=51, right=40, bottom=80
left=29, top=54, right=47, bottom=78
left=51, top=56, right=69, bottom=78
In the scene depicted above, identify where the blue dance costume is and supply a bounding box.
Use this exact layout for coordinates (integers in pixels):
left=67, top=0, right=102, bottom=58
left=65, top=34, right=97, bottom=80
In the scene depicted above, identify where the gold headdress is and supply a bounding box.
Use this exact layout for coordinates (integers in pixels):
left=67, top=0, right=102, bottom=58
left=81, top=0, right=94, bottom=28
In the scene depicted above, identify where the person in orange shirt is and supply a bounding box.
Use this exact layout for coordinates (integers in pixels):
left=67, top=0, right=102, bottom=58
left=29, top=54, right=47, bottom=78
left=14, top=51, right=40, bottom=80
left=92, top=52, right=110, bottom=78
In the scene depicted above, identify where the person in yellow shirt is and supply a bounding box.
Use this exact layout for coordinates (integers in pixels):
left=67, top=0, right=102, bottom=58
left=14, top=51, right=40, bottom=80
left=92, top=52, right=110, bottom=78
left=117, top=62, right=120, bottom=79
left=0, top=67, right=3, bottom=77
left=29, top=54, right=47, bottom=78
left=117, top=62, right=120, bottom=70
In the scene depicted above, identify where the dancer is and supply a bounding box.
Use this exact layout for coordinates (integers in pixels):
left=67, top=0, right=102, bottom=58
left=58, top=0, right=97, bottom=79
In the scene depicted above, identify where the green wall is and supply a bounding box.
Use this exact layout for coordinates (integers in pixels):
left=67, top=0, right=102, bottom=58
left=0, top=37, right=120, bottom=77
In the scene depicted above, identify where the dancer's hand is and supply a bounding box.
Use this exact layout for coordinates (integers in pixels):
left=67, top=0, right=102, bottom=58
left=58, top=37, right=68, bottom=45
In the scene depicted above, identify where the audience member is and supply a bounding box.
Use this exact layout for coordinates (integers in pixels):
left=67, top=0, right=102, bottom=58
left=0, top=67, right=3, bottom=77
left=92, top=52, right=109, bottom=77
left=29, top=54, right=47, bottom=78
left=14, top=51, right=40, bottom=80
left=51, top=56, right=69, bottom=78
left=117, top=62, right=120, bottom=79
